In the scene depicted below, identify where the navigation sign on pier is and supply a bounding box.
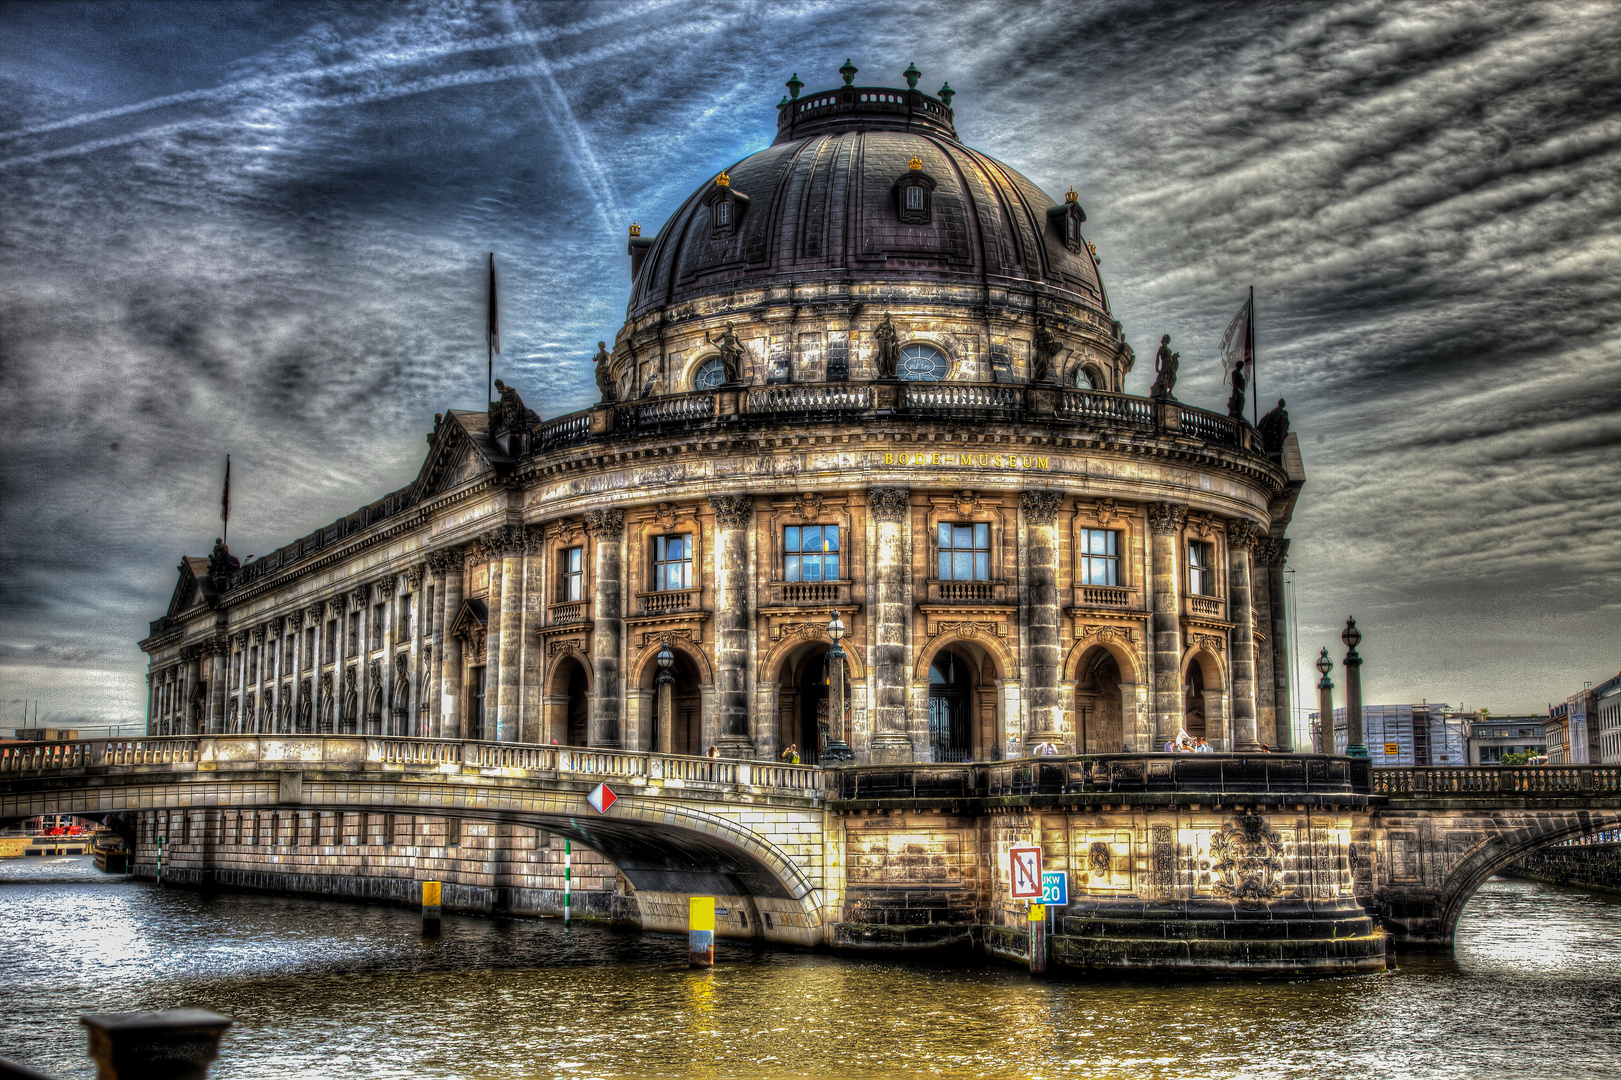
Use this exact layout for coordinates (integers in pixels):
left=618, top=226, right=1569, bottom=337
left=1009, top=845, right=1043, bottom=898
left=1041, top=870, right=1068, bottom=906
left=587, top=783, right=616, bottom=814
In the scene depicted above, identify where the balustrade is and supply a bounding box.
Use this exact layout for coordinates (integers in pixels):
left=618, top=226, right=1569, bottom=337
left=638, top=588, right=698, bottom=615
left=927, top=580, right=1005, bottom=603
left=1058, top=389, right=1155, bottom=426
left=902, top=383, right=1020, bottom=413
left=749, top=385, right=869, bottom=414
left=548, top=602, right=587, bottom=625
left=1186, top=595, right=1224, bottom=619
left=774, top=581, right=847, bottom=606
left=1076, top=585, right=1134, bottom=608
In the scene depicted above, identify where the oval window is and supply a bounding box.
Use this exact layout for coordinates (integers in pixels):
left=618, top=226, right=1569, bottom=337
left=897, top=343, right=949, bottom=382
left=692, top=357, right=729, bottom=389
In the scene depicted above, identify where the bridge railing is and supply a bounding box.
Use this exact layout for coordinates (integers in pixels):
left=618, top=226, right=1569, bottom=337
left=0, top=735, right=820, bottom=800
left=1373, top=765, right=1621, bottom=797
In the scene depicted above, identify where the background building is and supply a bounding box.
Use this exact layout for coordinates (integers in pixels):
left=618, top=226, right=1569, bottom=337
left=1593, top=673, right=1621, bottom=764
left=1465, top=715, right=1547, bottom=764
left=1322, top=703, right=1466, bottom=766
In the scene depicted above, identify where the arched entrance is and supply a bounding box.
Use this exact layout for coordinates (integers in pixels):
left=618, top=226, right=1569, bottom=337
left=794, top=649, right=831, bottom=765
left=1184, top=662, right=1207, bottom=740
left=564, top=661, right=589, bottom=747
left=928, top=649, right=973, bottom=762
left=1077, top=649, right=1123, bottom=754
left=648, top=649, right=703, bottom=756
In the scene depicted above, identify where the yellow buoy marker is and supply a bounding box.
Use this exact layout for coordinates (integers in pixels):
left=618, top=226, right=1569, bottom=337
left=1028, top=902, right=1047, bottom=975
left=689, top=896, right=716, bottom=968
left=422, top=880, right=442, bottom=937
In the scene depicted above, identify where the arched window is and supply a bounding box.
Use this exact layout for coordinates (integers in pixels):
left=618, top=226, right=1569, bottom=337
left=897, top=343, right=949, bottom=381
left=1075, top=365, right=1101, bottom=390
left=928, top=650, right=972, bottom=762
left=692, top=357, right=728, bottom=389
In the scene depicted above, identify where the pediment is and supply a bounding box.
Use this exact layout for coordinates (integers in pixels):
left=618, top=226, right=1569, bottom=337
left=412, top=410, right=503, bottom=500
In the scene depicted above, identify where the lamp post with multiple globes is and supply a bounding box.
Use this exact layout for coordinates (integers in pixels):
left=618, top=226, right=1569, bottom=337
left=822, top=611, right=854, bottom=763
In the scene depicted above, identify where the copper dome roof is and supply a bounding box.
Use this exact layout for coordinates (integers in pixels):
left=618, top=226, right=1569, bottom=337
left=625, top=75, right=1106, bottom=321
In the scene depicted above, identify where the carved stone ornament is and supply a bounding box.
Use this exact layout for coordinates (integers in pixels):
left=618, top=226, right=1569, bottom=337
left=405, top=563, right=425, bottom=591
left=1187, top=514, right=1217, bottom=540
left=654, top=502, right=680, bottom=530
left=773, top=622, right=827, bottom=643
left=1077, top=623, right=1134, bottom=646
left=1088, top=841, right=1111, bottom=876
left=868, top=487, right=910, bottom=522
left=584, top=508, right=625, bottom=538
left=953, top=490, right=979, bottom=517
left=1210, top=813, right=1286, bottom=907
left=547, top=638, right=587, bottom=658
left=286, top=611, right=303, bottom=633
left=426, top=548, right=463, bottom=574
left=549, top=519, right=582, bottom=546
left=350, top=586, right=370, bottom=609
left=793, top=492, right=824, bottom=521
left=640, top=626, right=699, bottom=649
left=327, top=597, right=345, bottom=619
left=376, top=576, right=398, bottom=599
left=1186, top=632, right=1226, bottom=654
left=1253, top=537, right=1289, bottom=568
left=234, top=631, right=250, bottom=649
left=1092, top=498, right=1121, bottom=527
left=250, top=625, right=266, bottom=645
left=710, top=494, right=754, bottom=528
left=1146, top=502, right=1188, bottom=535
left=1022, top=490, right=1063, bottom=526
left=1225, top=518, right=1259, bottom=550
left=305, top=604, right=324, bottom=624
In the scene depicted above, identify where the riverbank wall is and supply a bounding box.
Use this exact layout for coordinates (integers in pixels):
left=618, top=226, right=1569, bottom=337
left=1500, top=842, right=1621, bottom=895
left=129, top=808, right=630, bottom=920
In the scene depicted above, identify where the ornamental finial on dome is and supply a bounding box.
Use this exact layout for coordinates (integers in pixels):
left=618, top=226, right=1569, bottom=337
left=629, top=221, right=641, bottom=237
left=938, top=82, right=955, bottom=107
left=909, top=156, right=923, bottom=171
left=716, top=170, right=730, bottom=188
left=903, top=62, right=921, bottom=89
left=1065, top=187, right=1078, bottom=204
left=786, top=72, right=804, bottom=99
left=840, top=59, right=858, bottom=85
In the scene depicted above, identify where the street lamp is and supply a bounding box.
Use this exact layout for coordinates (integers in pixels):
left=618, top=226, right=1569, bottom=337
left=655, top=643, right=675, bottom=756
left=822, top=611, right=854, bottom=762
left=1341, top=617, right=1368, bottom=758
left=1315, top=648, right=1335, bottom=755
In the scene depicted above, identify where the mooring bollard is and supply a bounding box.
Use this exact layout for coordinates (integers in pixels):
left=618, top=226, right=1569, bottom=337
left=689, top=896, right=715, bottom=968
left=80, top=1009, right=232, bottom=1080
left=1028, top=902, right=1047, bottom=975
left=422, top=880, right=441, bottom=937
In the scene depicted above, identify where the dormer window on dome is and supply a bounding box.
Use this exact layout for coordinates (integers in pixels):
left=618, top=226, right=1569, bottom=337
left=1048, top=188, right=1087, bottom=254
left=703, top=170, right=749, bottom=239
left=893, top=159, right=937, bottom=225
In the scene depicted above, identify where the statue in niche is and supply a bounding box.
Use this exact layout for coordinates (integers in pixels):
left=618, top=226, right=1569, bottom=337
left=593, top=341, right=618, bottom=403
left=490, top=379, right=538, bottom=431
left=1257, top=398, right=1290, bottom=453
left=873, top=312, right=900, bottom=379
left=1148, top=334, right=1179, bottom=401
left=1032, top=319, right=1062, bottom=384
left=1227, top=360, right=1247, bottom=420
left=704, top=323, right=745, bottom=383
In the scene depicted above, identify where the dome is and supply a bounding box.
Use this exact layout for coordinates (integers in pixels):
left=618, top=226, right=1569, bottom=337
left=625, top=75, right=1106, bottom=323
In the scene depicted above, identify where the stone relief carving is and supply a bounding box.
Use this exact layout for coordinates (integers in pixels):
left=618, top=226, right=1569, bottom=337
left=1146, top=502, right=1188, bottom=535
left=1089, top=841, right=1112, bottom=876
left=1022, top=490, right=1063, bottom=525
left=1032, top=319, right=1062, bottom=384
left=792, top=492, right=824, bottom=521
left=953, top=490, right=979, bottom=517
left=868, top=487, right=910, bottom=522
left=709, top=494, right=754, bottom=528
left=873, top=312, right=899, bottom=379
left=547, top=638, right=588, bottom=658
left=1091, top=498, right=1121, bottom=527
left=1186, top=632, right=1226, bottom=654
left=584, top=508, right=625, bottom=538
left=549, top=519, right=582, bottom=546
left=1210, top=814, right=1286, bottom=907
left=1225, top=518, right=1259, bottom=549
left=1077, top=623, right=1134, bottom=646
left=654, top=502, right=680, bottom=530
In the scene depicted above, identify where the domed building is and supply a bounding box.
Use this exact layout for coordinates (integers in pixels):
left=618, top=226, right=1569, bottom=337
left=142, top=62, right=1305, bottom=770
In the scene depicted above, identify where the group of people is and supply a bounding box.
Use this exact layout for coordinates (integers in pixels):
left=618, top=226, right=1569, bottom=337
left=1163, top=730, right=1214, bottom=753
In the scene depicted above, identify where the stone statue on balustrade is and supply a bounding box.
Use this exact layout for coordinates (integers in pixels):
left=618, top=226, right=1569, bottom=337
left=1032, top=319, right=1062, bottom=384
left=1227, top=359, right=1247, bottom=420
left=1257, top=398, right=1290, bottom=454
left=873, top=312, right=900, bottom=379
left=593, top=341, right=618, bottom=403
left=490, top=379, right=539, bottom=432
left=1148, top=334, right=1179, bottom=401
left=704, top=323, right=745, bottom=384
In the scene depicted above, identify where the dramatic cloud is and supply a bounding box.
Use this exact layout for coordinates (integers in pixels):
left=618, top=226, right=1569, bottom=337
left=1, top=0, right=1616, bottom=731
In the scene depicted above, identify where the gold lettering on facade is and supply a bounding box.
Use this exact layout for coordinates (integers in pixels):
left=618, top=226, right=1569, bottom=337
left=882, top=448, right=1054, bottom=470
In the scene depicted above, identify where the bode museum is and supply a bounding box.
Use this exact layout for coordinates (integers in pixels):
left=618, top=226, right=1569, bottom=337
left=141, top=62, right=1304, bottom=771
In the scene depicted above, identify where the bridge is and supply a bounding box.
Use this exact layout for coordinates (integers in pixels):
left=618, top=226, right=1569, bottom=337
left=4, top=736, right=1619, bottom=973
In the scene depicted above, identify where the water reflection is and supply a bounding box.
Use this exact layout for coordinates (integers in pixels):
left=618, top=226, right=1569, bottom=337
left=1, top=858, right=1617, bottom=1079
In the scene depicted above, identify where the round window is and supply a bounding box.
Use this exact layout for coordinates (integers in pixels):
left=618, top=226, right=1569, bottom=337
left=692, top=357, right=728, bottom=389
left=1075, top=366, right=1100, bottom=390
left=897, top=343, right=949, bottom=382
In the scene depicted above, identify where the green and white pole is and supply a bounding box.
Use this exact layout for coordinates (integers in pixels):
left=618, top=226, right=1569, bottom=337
left=156, top=834, right=165, bottom=885
left=563, top=839, right=571, bottom=924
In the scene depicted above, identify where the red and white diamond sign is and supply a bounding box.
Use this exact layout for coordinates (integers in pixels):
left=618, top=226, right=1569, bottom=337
left=587, top=782, right=616, bottom=814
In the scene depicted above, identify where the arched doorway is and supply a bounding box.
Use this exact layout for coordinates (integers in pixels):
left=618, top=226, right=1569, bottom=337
left=564, top=661, right=589, bottom=747
left=1077, top=649, right=1123, bottom=753
left=794, top=649, right=831, bottom=765
left=928, top=649, right=973, bottom=762
left=1184, top=662, right=1207, bottom=740
left=647, top=649, right=703, bottom=756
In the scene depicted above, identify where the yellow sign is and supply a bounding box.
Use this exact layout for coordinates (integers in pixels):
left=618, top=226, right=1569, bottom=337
left=1384, top=743, right=1400, bottom=756
left=422, top=880, right=441, bottom=907
left=1028, top=903, right=1046, bottom=921
left=689, top=896, right=715, bottom=932
left=884, top=450, right=1052, bottom=470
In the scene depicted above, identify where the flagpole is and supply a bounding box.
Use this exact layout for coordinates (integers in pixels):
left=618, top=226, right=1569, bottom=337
left=487, top=253, right=498, bottom=406
left=1249, top=285, right=1257, bottom=427
left=221, top=454, right=231, bottom=547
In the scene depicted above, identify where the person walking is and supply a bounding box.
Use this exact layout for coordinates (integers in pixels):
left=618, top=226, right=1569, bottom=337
left=780, top=743, right=800, bottom=765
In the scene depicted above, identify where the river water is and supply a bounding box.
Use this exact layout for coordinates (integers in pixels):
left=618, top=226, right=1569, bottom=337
left=2, top=858, right=1617, bottom=1079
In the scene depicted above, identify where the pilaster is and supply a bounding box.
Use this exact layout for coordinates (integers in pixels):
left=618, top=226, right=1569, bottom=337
left=868, top=487, right=913, bottom=763
left=1021, top=490, right=1065, bottom=750
left=710, top=494, right=755, bottom=758
left=1147, top=501, right=1187, bottom=743
left=1226, top=518, right=1261, bottom=751
left=585, top=508, right=625, bottom=748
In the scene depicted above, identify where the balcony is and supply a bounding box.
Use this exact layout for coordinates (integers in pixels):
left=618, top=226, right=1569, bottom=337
left=924, top=579, right=1010, bottom=604
left=638, top=588, right=700, bottom=616
left=1074, top=585, right=1136, bottom=609
left=1185, top=595, right=1225, bottom=620
left=548, top=601, right=587, bottom=625
left=767, top=580, right=851, bottom=608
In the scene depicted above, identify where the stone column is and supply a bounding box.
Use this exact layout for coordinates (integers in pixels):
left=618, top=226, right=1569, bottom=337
left=1021, top=490, right=1065, bottom=751
left=1226, top=518, right=1261, bottom=751
left=232, top=633, right=246, bottom=734
left=1251, top=538, right=1278, bottom=749
left=1268, top=539, right=1294, bottom=752
left=207, top=638, right=227, bottom=734
left=521, top=533, right=546, bottom=745
left=493, top=530, right=525, bottom=743
left=407, top=564, right=426, bottom=738
left=585, top=508, right=625, bottom=748
left=307, top=607, right=324, bottom=734
left=438, top=551, right=464, bottom=739
left=288, top=611, right=305, bottom=734
left=482, top=541, right=503, bottom=740
left=1146, top=502, right=1188, bottom=744
left=251, top=625, right=267, bottom=733
left=710, top=494, right=755, bottom=757
left=868, top=488, right=913, bottom=763
left=1317, top=658, right=1335, bottom=755
left=656, top=651, right=674, bottom=755
left=381, top=577, right=399, bottom=735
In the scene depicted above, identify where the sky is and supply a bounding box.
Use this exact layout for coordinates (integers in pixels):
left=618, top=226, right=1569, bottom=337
left=1, top=0, right=1617, bottom=734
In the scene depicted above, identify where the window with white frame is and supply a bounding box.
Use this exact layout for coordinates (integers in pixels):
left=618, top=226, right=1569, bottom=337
left=1078, top=529, right=1121, bottom=586
left=938, top=522, right=990, bottom=580
left=560, top=546, right=584, bottom=602
left=785, top=525, right=839, bottom=581
left=1187, top=541, right=1215, bottom=596
left=653, top=534, right=693, bottom=591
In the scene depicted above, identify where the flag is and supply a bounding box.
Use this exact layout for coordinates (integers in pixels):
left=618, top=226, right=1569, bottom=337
left=1219, top=294, right=1253, bottom=383
left=486, top=253, right=500, bottom=358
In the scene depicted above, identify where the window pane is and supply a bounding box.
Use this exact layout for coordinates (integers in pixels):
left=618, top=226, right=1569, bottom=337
left=785, top=554, right=801, bottom=582
left=826, top=526, right=839, bottom=552
left=953, top=552, right=972, bottom=579
left=825, top=553, right=839, bottom=580
left=954, top=525, right=972, bottom=549
left=1106, top=530, right=1118, bottom=556
left=803, top=526, right=821, bottom=552
left=655, top=536, right=667, bottom=560
left=785, top=527, right=799, bottom=553
left=938, top=523, right=950, bottom=549
left=974, top=523, right=989, bottom=549
left=803, top=558, right=823, bottom=582
left=939, top=552, right=950, bottom=579
left=975, top=552, right=989, bottom=580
